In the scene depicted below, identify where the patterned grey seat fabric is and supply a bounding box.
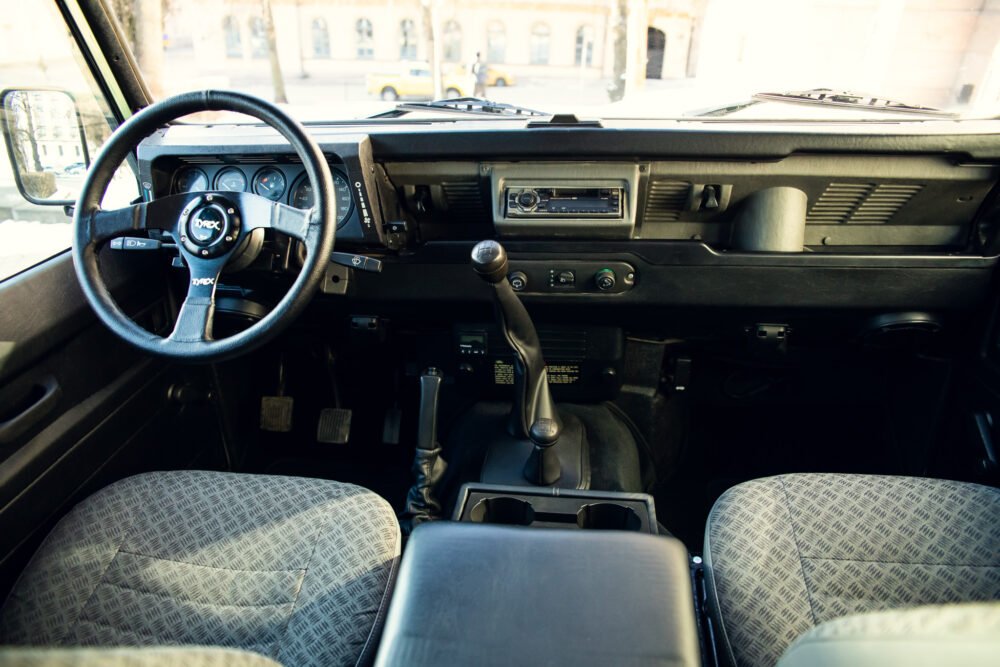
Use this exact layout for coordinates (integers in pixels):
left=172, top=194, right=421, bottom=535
left=0, top=471, right=401, bottom=667
left=704, top=473, right=1000, bottom=667
left=0, top=646, right=283, bottom=666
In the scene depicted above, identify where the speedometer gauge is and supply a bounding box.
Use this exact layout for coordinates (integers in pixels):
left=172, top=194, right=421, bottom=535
left=289, top=170, right=354, bottom=227
left=252, top=167, right=286, bottom=201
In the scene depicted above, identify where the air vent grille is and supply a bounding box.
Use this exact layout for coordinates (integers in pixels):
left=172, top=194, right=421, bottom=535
left=808, top=182, right=923, bottom=224
left=644, top=180, right=691, bottom=222
left=488, top=329, right=587, bottom=360
left=178, top=154, right=304, bottom=165
left=442, top=181, right=486, bottom=217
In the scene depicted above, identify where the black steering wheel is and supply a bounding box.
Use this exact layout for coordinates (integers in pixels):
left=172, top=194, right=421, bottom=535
left=72, top=91, right=336, bottom=362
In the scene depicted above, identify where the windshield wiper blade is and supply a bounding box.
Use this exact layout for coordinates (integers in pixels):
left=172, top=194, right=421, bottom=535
left=692, top=88, right=958, bottom=118
left=755, top=89, right=957, bottom=116
left=369, top=97, right=549, bottom=119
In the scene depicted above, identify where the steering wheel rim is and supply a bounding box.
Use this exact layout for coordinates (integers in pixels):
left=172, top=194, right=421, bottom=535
left=72, top=90, right=336, bottom=363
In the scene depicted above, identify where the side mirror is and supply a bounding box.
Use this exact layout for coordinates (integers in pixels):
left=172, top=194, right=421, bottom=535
left=1, top=88, right=90, bottom=205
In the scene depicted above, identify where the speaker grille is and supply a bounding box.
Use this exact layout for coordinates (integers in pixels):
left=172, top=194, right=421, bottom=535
left=808, top=182, right=923, bottom=224
left=644, top=180, right=691, bottom=222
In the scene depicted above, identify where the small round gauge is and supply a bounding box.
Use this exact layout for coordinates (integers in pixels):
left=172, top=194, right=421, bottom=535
left=289, top=170, right=354, bottom=227
left=252, top=167, right=287, bottom=201
left=174, top=167, right=208, bottom=193
left=214, top=167, right=248, bottom=192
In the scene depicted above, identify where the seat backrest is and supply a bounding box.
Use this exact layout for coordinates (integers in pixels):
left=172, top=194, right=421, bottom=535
left=776, top=602, right=1000, bottom=667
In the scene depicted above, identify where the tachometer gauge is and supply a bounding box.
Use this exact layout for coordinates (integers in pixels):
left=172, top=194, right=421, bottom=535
left=252, top=167, right=286, bottom=201
left=214, top=167, right=247, bottom=192
left=174, top=167, right=208, bottom=193
left=289, top=170, right=354, bottom=227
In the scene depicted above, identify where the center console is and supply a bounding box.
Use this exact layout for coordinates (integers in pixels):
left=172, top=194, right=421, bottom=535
left=375, top=518, right=701, bottom=667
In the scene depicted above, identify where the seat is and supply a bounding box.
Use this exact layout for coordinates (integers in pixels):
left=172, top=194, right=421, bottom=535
left=704, top=473, right=1000, bottom=667
left=0, top=471, right=401, bottom=667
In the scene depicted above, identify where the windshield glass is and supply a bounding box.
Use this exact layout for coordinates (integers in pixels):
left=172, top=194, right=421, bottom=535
left=109, top=0, right=1000, bottom=121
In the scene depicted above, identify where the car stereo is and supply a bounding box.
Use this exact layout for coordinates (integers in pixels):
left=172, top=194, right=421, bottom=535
left=505, top=187, right=623, bottom=219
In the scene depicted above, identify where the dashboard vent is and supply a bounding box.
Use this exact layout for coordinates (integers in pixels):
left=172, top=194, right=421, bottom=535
left=178, top=156, right=224, bottom=165
left=177, top=154, right=304, bottom=166
left=442, top=181, right=487, bottom=218
left=644, top=180, right=691, bottom=222
left=808, top=182, right=923, bottom=224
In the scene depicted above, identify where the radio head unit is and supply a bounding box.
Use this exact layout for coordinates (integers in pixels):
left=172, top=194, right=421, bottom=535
left=488, top=163, right=640, bottom=239
left=506, top=186, right=623, bottom=219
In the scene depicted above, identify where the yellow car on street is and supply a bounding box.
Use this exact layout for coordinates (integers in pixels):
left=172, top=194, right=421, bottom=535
left=367, top=64, right=474, bottom=101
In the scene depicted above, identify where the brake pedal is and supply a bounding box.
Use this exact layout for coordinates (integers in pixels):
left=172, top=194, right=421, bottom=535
left=317, top=407, right=352, bottom=444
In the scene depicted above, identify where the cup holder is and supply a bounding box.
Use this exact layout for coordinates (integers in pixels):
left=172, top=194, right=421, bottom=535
left=469, top=496, right=535, bottom=526
left=576, top=503, right=643, bottom=531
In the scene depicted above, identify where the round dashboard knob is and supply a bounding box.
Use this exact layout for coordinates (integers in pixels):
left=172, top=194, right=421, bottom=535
left=516, top=190, right=539, bottom=209
left=509, top=271, right=528, bottom=291
left=595, top=268, right=617, bottom=291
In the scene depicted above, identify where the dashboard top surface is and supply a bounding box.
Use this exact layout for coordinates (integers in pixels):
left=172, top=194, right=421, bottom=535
left=141, top=119, right=1000, bottom=161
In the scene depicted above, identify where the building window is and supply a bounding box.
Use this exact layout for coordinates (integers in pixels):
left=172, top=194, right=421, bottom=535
left=400, top=19, right=417, bottom=60
left=487, top=21, right=505, bottom=63
left=575, top=25, right=595, bottom=67
left=223, top=15, right=242, bottom=58
left=356, top=18, right=374, bottom=59
left=443, top=20, right=462, bottom=62
left=312, top=18, right=330, bottom=58
left=529, top=23, right=550, bottom=65
left=248, top=17, right=267, bottom=59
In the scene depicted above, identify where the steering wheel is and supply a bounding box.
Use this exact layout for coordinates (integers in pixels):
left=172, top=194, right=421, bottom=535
left=72, top=91, right=336, bottom=362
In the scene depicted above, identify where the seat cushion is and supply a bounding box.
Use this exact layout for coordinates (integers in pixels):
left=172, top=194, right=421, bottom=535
left=0, top=471, right=401, bottom=667
left=704, top=473, right=1000, bottom=667
left=775, top=602, right=1000, bottom=667
left=0, top=646, right=283, bottom=666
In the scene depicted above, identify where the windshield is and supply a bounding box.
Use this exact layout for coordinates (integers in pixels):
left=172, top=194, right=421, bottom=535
left=109, top=0, right=1000, bottom=122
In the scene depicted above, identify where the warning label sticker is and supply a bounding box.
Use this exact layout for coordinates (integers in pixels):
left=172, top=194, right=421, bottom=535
left=492, top=361, right=582, bottom=386
left=493, top=360, right=515, bottom=385
left=547, top=364, right=581, bottom=385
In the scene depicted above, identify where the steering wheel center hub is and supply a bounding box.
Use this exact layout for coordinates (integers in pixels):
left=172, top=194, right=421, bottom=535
left=180, top=195, right=241, bottom=257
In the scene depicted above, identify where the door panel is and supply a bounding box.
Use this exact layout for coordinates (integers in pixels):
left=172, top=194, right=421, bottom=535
left=0, top=253, right=197, bottom=596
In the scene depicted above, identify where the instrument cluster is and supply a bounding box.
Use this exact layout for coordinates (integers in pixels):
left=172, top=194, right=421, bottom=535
left=171, top=162, right=355, bottom=228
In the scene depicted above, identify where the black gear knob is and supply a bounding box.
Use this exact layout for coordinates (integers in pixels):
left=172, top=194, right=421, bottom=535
left=471, top=240, right=508, bottom=284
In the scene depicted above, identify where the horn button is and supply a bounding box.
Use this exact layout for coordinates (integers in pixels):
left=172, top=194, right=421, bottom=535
left=179, top=195, right=241, bottom=258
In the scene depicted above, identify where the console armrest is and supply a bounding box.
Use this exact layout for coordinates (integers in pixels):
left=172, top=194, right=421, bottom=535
left=374, top=522, right=701, bottom=667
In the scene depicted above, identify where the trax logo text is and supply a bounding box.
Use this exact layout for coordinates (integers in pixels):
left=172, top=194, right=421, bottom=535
left=193, top=219, right=222, bottom=230
left=191, top=278, right=216, bottom=286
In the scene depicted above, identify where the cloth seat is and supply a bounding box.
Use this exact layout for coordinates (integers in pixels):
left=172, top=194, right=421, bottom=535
left=0, top=471, right=400, bottom=667
left=704, top=473, right=1000, bottom=667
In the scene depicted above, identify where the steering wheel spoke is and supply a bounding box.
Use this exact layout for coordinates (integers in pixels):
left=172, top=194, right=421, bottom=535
left=87, top=194, right=200, bottom=244
left=168, top=257, right=227, bottom=343
left=242, top=195, right=315, bottom=242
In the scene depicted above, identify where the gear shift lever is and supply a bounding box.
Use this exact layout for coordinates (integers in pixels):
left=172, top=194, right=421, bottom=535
left=471, top=241, right=559, bottom=439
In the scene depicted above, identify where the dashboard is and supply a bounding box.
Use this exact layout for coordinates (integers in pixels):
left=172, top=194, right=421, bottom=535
left=134, top=120, right=1000, bottom=315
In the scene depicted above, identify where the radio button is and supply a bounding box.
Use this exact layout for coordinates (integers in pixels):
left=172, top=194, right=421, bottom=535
left=516, top=190, right=539, bottom=209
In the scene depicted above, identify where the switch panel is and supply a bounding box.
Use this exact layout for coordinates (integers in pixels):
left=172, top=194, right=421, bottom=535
left=505, top=260, right=636, bottom=296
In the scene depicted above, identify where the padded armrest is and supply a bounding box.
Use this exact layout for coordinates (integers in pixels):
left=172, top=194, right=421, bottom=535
left=374, top=522, right=701, bottom=667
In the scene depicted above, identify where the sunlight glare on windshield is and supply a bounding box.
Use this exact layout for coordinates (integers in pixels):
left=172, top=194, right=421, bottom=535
left=108, top=0, right=1000, bottom=121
